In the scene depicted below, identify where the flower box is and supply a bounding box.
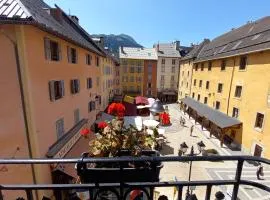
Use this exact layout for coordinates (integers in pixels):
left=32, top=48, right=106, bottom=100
left=76, top=150, right=163, bottom=183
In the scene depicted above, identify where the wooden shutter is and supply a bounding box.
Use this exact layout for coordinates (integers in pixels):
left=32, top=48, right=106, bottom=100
left=70, top=80, right=74, bottom=93
left=75, top=49, right=78, bottom=63
left=58, top=42, right=62, bottom=61
left=67, top=46, right=71, bottom=63
left=48, top=81, right=55, bottom=101
left=44, top=37, right=51, bottom=60
left=77, top=79, right=80, bottom=92
left=60, top=80, right=65, bottom=97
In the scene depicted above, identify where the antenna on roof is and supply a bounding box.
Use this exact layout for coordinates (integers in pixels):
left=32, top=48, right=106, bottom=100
left=68, top=9, right=71, bottom=16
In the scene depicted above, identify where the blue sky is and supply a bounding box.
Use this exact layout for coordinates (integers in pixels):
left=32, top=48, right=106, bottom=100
left=45, top=0, right=270, bottom=47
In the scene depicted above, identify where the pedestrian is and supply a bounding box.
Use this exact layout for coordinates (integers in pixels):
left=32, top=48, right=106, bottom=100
left=190, top=125, right=194, bottom=136
left=256, top=163, right=264, bottom=180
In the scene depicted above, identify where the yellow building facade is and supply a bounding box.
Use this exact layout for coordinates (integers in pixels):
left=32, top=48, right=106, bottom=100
left=186, top=17, right=270, bottom=158
left=120, top=58, right=144, bottom=96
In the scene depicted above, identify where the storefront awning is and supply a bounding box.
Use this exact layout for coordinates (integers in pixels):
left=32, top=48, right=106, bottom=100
left=181, top=97, right=242, bottom=129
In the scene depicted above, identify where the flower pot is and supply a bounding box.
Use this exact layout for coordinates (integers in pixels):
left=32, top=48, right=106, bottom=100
left=76, top=150, right=163, bottom=183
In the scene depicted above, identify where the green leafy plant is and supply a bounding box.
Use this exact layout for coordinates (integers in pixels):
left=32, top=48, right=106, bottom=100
left=88, top=119, right=155, bottom=157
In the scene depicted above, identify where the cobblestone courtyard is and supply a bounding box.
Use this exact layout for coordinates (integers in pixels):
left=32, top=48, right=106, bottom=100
left=155, top=103, right=270, bottom=200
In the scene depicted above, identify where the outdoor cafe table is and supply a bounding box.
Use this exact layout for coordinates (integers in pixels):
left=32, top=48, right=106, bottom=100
left=143, top=119, right=159, bottom=129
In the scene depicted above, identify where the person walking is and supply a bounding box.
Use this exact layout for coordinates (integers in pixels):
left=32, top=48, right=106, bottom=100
left=256, top=163, right=264, bottom=180
left=190, top=125, right=194, bottom=136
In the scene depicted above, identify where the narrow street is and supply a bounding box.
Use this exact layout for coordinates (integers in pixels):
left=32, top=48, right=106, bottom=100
left=155, top=103, right=270, bottom=200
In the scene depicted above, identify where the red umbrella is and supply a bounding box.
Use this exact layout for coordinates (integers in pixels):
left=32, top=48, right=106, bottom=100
left=135, top=96, right=148, bottom=105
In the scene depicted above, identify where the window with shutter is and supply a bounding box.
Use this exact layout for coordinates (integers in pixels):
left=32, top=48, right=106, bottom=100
left=49, top=80, right=64, bottom=101
left=56, top=118, right=64, bottom=139
left=44, top=37, right=51, bottom=60
left=67, top=46, right=71, bottom=63
left=71, top=79, right=80, bottom=94
left=74, top=109, right=80, bottom=125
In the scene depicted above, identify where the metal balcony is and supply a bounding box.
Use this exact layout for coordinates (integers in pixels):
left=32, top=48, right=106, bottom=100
left=0, top=155, right=270, bottom=200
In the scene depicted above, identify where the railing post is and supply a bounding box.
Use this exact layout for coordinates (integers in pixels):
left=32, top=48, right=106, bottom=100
left=205, top=185, right=212, bottom=200
left=26, top=190, right=33, bottom=200
left=231, top=160, right=244, bottom=200
left=0, top=190, right=3, bottom=200
left=177, top=186, right=183, bottom=200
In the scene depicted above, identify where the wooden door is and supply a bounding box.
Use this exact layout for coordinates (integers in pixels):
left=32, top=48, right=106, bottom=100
left=254, top=144, right=263, bottom=157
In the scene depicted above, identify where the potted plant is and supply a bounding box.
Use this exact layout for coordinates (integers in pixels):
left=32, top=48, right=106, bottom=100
left=76, top=103, right=163, bottom=184
left=159, top=112, right=171, bottom=126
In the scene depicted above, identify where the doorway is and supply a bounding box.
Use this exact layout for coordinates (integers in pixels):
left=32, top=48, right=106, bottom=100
left=254, top=144, right=263, bottom=157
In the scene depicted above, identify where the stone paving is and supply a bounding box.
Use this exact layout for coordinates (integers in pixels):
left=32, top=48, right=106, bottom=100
left=153, top=103, right=270, bottom=200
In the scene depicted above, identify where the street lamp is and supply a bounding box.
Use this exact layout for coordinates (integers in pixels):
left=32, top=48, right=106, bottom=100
left=179, top=141, right=206, bottom=200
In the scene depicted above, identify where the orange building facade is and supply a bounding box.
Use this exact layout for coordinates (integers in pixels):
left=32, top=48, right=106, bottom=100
left=0, top=2, right=105, bottom=199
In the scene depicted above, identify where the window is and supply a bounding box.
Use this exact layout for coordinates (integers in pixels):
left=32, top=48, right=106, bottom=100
left=172, top=66, right=175, bottom=73
left=234, top=86, right=242, bottom=98
left=206, top=81, right=210, bottom=89
left=74, top=109, right=80, bottom=124
left=187, top=71, right=189, bottom=77
left=215, top=101, right=220, bottom=110
left=97, top=77, right=100, bottom=87
left=192, top=92, right=195, bottom=98
left=86, top=54, right=92, bottom=65
left=71, top=79, right=80, bottom=94
left=197, top=94, right=201, bottom=101
left=172, top=59, right=176, bottom=65
left=201, top=63, right=204, bottom=71
left=208, top=62, right=212, bottom=71
left=221, top=59, right=226, bottom=71
left=171, top=76, right=174, bottom=81
left=49, top=80, right=64, bottom=101
left=204, top=97, right=208, bottom=104
left=67, top=46, right=77, bottom=64
left=56, top=118, right=64, bottom=139
left=96, top=56, right=100, bottom=66
left=255, top=113, right=264, bottom=129
left=88, top=101, right=96, bottom=112
left=148, top=83, right=152, bottom=88
left=193, top=79, right=196, bottom=86
left=199, top=80, right=202, bottom=88
left=217, top=83, right=223, bottom=93
left=130, top=76, right=134, bottom=82
left=87, top=78, right=92, bottom=89
left=162, top=59, right=165, bottom=64
left=44, top=38, right=61, bottom=61
left=124, top=66, right=128, bottom=73
left=186, top=82, right=188, bottom=88
left=195, top=64, right=198, bottom=71
left=232, top=107, right=239, bottom=118
left=239, top=56, right=247, bottom=70
left=161, top=75, right=165, bottom=81
left=148, top=64, right=152, bottom=74
left=130, top=66, right=135, bottom=73
left=161, top=65, right=165, bottom=72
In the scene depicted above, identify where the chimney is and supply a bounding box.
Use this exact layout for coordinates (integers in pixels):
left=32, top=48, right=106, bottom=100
left=49, top=8, right=63, bottom=24
left=70, top=15, right=79, bottom=24
left=99, top=36, right=104, bottom=47
left=174, top=40, right=180, bottom=50
left=120, top=46, right=124, bottom=54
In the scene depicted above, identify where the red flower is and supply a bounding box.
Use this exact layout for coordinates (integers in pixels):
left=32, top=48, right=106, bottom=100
left=98, top=121, right=108, bottom=129
left=160, top=112, right=170, bottom=125
left=107, top=103, right=126, bottom=117
left=80, top=128, right=91, bottom=137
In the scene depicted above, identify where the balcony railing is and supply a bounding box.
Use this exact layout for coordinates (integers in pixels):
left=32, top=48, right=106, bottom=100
left=1, top=155, right=270, bottom=200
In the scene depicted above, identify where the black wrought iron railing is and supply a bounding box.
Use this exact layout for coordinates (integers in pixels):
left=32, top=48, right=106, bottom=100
left=1, top=155, right=270, bottom=200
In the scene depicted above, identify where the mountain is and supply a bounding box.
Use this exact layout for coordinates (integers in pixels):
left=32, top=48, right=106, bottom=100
left=91, top=34, right=143, bottom=56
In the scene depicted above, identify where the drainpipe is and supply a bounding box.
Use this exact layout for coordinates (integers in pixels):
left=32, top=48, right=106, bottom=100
left=1, top=29, right=37, bottom=200
left=227, top=58, right=236, bottom=115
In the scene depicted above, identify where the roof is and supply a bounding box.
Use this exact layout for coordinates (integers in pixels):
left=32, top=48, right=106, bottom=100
left=46, top=119, right=87, bottom=158
left=181, top=39, right=210, bottom=61
left=181, top=97, right=241, bottom=129
left=196, top=16, right=270, bottom=62
left=156, top=43, right=182, bottom=58
left=0, top=0, right=104, bottom=56
left=119, top=47, right=158, bottom=60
